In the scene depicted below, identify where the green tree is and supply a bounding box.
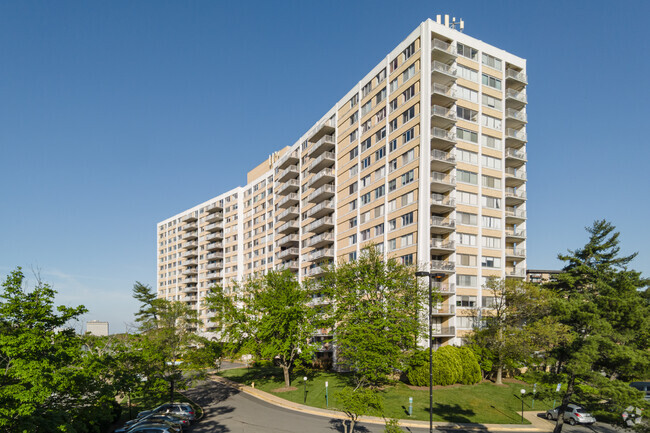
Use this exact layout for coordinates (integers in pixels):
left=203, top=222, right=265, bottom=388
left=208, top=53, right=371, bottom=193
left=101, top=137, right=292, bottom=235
left=336, top=387, right=383, bottom=433
left=0, top=268, right=116, bottom=432
left=469, top=278, right=569, bottom=384
left=320, top=246, right=426, bottom=387
left=133, top=282, right=203, bottom=403
left=546, top=220, right=650, bottom=433
left=205, top=270, right=319, bottom=387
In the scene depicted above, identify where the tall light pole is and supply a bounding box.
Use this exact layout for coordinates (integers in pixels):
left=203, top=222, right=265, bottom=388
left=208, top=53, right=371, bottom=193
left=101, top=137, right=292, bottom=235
left=415, top=270, right=433, bottom=433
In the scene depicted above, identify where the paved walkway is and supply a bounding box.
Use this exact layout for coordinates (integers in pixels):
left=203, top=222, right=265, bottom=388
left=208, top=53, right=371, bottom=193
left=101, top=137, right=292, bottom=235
left=210, top=374, right=551, bottom=432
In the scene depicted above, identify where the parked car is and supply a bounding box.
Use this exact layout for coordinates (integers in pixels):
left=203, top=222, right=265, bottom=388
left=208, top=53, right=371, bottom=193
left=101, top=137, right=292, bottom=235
left=630, top=381, right=650, bottom=401
left=137, top=403, right=196, bottom=423
left=546, top=404, right=596, bottom=425
left=116, top=422, right=178, bottom=433
left=119, top=414, right=189, bottom=432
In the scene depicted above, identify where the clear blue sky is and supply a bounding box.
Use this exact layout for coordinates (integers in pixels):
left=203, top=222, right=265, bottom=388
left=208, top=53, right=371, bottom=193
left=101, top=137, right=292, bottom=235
left=1, top=1, right=648, bottom=333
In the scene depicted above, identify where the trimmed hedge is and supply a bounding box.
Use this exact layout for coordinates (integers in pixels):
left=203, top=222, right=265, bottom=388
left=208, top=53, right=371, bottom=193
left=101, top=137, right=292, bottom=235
left=406, top=345, right=481, bottom=386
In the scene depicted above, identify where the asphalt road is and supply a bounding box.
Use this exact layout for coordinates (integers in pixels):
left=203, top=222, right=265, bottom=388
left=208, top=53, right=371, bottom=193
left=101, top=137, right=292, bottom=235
left=182, top=379, right=625, bottom=433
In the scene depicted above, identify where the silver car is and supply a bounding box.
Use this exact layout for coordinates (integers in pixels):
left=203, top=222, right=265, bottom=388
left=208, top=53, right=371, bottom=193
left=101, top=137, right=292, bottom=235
left=546, top=404, right=596, bottom=425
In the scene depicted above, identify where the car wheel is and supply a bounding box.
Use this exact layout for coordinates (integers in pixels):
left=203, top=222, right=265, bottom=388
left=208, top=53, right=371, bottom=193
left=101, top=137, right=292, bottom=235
left=569, top=418, right=576, bottom=426
left=546, top=413, right=554, bottom=420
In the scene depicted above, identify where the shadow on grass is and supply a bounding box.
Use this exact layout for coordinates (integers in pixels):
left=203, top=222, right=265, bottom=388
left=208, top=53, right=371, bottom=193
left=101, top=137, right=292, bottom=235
left=328, top=418, right=372, bottom=432
left=489, top=404, right=520, bottom=423
left=430, top=403, right=476, bottom=424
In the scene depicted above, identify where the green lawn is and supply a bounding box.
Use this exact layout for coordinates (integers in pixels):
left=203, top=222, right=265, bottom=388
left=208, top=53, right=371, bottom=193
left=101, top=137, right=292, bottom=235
left=218, top=366, right=555, bottom=424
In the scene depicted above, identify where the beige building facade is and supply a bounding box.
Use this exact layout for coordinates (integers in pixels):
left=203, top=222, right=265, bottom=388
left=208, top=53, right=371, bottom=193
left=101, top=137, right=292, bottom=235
left=157, top=17, right=528, bottom=348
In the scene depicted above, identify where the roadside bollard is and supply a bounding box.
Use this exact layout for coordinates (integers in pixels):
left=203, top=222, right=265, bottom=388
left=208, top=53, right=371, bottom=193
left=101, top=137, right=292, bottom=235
left=408, top=397, right=413, bottom=416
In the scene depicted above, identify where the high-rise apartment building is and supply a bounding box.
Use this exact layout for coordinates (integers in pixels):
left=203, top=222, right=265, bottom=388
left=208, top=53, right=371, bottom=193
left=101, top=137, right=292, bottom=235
left=156, top=17, right=528, bottom=349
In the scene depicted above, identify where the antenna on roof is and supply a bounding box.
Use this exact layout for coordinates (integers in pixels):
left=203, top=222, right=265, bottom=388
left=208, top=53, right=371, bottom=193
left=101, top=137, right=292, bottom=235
left=449, top=16, right=465, bottom=32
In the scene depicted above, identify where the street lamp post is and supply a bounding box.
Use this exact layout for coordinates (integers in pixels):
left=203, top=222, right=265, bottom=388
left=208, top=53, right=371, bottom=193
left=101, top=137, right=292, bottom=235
left=520, top=389, right=526, bottom=423
left=303, top=376, right=308, bottom=404
left=415, top=270, right=433, bottom=433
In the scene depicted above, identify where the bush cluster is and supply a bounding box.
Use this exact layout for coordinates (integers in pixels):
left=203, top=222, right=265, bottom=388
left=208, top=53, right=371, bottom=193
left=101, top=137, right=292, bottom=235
left=406, top=345, right=481, bottom=386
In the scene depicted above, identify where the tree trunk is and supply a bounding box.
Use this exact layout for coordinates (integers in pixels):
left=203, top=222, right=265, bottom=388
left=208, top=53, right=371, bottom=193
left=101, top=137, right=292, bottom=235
left=349, top=419, right=355, bottom=433
left=170, top=378, right=175, bottom=403
left=128, top=393, right=132, bottom=419
left=553, top=374, right=575, bottom=433
left=282, top=365, right=291, bottom=388
left=495, top=365, right=503, bottom=385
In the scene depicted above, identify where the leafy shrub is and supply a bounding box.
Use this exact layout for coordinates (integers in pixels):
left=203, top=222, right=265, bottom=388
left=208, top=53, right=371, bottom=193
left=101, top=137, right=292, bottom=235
left=406, top=346, right=481, bottom=386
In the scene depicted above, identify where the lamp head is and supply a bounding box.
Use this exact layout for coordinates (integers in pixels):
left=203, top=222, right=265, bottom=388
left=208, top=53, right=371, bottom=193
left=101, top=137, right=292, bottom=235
left=304, top=376, right=308, bottom=381
left=520, top=388, right=526, bottom=395
left=415, top=271, right=430, bottom=277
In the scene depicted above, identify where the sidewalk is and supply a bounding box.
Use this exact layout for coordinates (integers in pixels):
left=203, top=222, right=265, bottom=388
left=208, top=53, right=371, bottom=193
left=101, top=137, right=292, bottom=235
left=211, top=375, right=552, bottom=432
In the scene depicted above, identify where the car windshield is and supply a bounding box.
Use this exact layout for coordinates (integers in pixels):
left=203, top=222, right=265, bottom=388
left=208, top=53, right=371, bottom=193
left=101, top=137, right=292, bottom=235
left=576, top=409, right=588, bottom=413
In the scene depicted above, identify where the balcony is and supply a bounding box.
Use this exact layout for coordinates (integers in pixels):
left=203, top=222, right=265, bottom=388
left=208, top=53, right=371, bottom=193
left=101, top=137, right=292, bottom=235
left=307, top=168, right=335, bottom=189
left=182, top=213, right=197, bottom=222
left=506, top=248, right=527, bottom=259
left=308, top=151, right=335, bottom=173
left=277, top=233, right=299, bottom=247
left=430, top=239, right=455, bottom=255
left=277, top=220, right=299, bottom=235
left=303, top=231, right=334, bottom=249
left=182, top=267, right=197, bottom=276
left=505, top=148, right=527, bottom=167
left=277, top=247, right=299, bottom=260
left=205, top=202, right=222, bottom=214
left=432, top=326, right=456, bottom=337
left=204, top=222, right=221, bottom=233
left=181, top=241, right=198, bottom=250
left=431, top=38, right=457, bottom=59
left=431, top=60, right=457, bottom=83
left=181, top=222, right=197, bottom=232
left=182, top=258, right=197, bottom=267
left=431, top=126, right=456, bottom=145
left=275, top=206, right=299, bottom=222
left=505, top=167, right=527, bottom=186
left=505, top=208, right=527, bottom=223
left=182, top=286, right=197, bottom=294
left=182, top=295, right=198, bottom=303
left=276, top=179, right=300, bottom=196
left=205, top=241, right=223, bottom=251
left=505, top=108, right=527, bottom=127
left=431, top=304, right=455, bottom=316
left=506, top=128, right=527, bottom=144
left=306, top=216, right=334, bottom=234
left=182, top=249, right=198, bottom=258
left=205, top=270, right=223, bottom=279
left=206, top=251, right=224, bottom=260
left=430, top=194, right=455, bottom=213
left=183, top=277, right=198, bottom=284
left=506, top=268, right=526, bottom=279
left=304, top=265, right=326, bottom=278
left=277, top=260, right=299, bottom=272
left=206, top=232, right=222, bottom=242
left=431, top=104, right=456, bottom=129
left=309, top=119, right=336, bottom=144
left=309, top=134, right=336, bottom=159
left=308, top=184, right=335, bottom=203
left=431, top=259, right=455, bottom=274
left=431, top=171, right=456, bottom=193
left=206, top=262, right=221, bottom=271
left=505, top=187, right=526, bottom=204
left=277, top=149, right=300, bottom=169
left=505, top=68, right=528, bottom=86
left=182, top=231, right=198, bottom=241
left=430, top=216, right=456, bottom=234
left=431, top=82, right=457, bottom=102
left=276, top=165, right=299, bottom=183
left=506, top=229, right=526, bottom=242
left=277, top=192, right=299, bottom=209
left=306, top=200, right=334, bottom=219
left=309, top=248, right=334, bottom=262
left=204, top=212, right=223, bottom=223
left=435, top=282, right=456, bottom=295
left=505, top=89, right=527, bottom=108
left=431, top=149, right=456, bottom=171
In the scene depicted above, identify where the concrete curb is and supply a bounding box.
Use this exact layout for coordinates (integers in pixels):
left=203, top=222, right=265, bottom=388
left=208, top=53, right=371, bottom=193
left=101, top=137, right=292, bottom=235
left=210, top=375, right=549, bottom=432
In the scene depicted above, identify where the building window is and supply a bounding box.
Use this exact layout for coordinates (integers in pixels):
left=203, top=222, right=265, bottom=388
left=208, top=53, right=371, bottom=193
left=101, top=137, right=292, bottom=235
left=482, top=114, right=502, bottom=130
left=457, top=232, right=477, bottom=246
left=457, top=254, right=477, bottom=267
left=376, top=68, right=386, bottom=84
left=457, top=85, right=478, bottom=103
left=482, top=175, right=502, bottom=190
left=457, top=43, right=478, bottom=60
left=350, top=199, right=357, bottom=211
left=390, top=58, right=398, bottom=72
left=482, top=236, right=502, bottom=249
left=389, top=78, right=398, bottom=93
left=389, top=118, right=398, bottom=132
left=360, top=174, right=371, bottom=188
left=349, top=234, right=357, bottom=245
left=350, top=147, right=359, bottom=160
left=457, top=274, right=477, bottom=287
left=361, top=101, right=373, bottom=116
left=482, top=215, right=501, bottom=229
left=402, top=149, right=415, bottom=165
left=389, top=98, right=398, bottom=113
left=403, top=84, right=416, bottom=102
left=402, top=63, right=416, bottom=82
left=482, top=94, right=502, bottom=111
left=482, top=134, right=502, bottom=150
left=401, top=254, right=414, bottom=265
left=349, top=182, right=358, bottom=194
left=402, top=105, right=416, bottom=123
left=457, top=169, right=478, bottom=185
left=350, top=129, right=358, bottom=143
left=457, top=211, right=478, bottom=226
left=388, top=179, right=396, bottom=191
left=375, top=166, right=385, bottom=180
left=388, top=238, right=397, bottom=251
left=482, top=195, right=501, bottom=209
left=456, top=128, right=478, bottom=144
left=457, top=295, right=477, bottom=308
left=376, top=87, right=387, bottom=104
left=348, top=252, right=357, bottom=262
left=482, top=73, right=502, bottom=90
left=361, top=119, right=372, bottom=134
left=457, top=64, right=478, bottom=82
left=361, top=137, right=372, bottom=152
left=481, top=256, right=501, bottom=268
left=401, top=169, right=414, bottom=186
left=457, top=106, right=478, bottom=122
left=375, top=185, right=385, bottom=199
left=360, top=228, right=371, bottom=241
left=403, top=127, right=415, bottom=143
left=457, top=149, right=478, bottom=165
left=482, top=155, right=502, bottom=170
left=375, top=107, right=386, bottom=122
left=349, top=164, right=358, bottom=177
left=401, top=212, right=414, bottom=226
left=375, top=127, right=386, bottom=141
left=375, top=223, right=384, bottom=236
left=350, top=110, right=359, bottom=125
left=361, top=192, right=371, bottom=205
left=350, top=94, right=358, bottom=108
left=362, top=81, right=373, bottom=98
left=403, top=41, right=415, bottom=60
left=389, top=139, right=398, bottom=152
left=361, top=156, right=371, bottom=169
left=482, top=53, right=502, bottom=70
left=375, top=147, right=385, bottom=161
